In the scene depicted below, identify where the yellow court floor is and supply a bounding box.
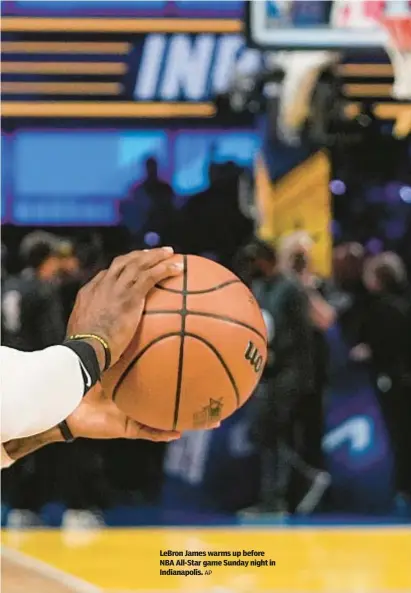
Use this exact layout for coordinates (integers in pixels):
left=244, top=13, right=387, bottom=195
left=2, top=526, right=411, bottom=593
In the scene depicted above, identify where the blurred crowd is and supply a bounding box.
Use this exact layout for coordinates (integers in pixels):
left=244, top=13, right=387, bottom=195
left=2, top=200, right=411, bottom=525
left=119, top=155, right=252, bottom=269
left=235, top=234, right=411, bottom=517
left=1, top=139, right=411, bottom=525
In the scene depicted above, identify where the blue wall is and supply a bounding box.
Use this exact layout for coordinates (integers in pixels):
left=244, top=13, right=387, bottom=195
left=2, top=129, right=260, bottom=225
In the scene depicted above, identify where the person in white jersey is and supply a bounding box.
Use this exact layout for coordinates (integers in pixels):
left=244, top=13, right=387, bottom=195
left=1, top=247, right=183, bottom=468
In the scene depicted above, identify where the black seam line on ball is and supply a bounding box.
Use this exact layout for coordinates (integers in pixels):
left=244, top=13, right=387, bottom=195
left=111, top=333, right=240, bottom=421
left=155, top=279, right=241, bottom=294
left=143, top=310, right=267, bottom=344
left=184, top=332, right=240, bottom=408
left=173, top=254, right=188, bottom=430
left=111, top=332, right=181, bottom=402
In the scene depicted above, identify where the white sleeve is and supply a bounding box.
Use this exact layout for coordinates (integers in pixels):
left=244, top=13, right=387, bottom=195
left=0, top=345, right=84, bottom=444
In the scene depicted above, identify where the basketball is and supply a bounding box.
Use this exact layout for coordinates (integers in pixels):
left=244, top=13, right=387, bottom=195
left=102, top=254, right=267, bottom=431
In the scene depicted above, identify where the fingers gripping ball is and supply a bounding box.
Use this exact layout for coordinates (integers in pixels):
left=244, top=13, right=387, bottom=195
left=102, top=255, right=267, bottom=431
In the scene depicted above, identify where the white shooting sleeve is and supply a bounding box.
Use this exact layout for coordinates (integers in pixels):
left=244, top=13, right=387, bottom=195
left=1, top=346, right=84, bottom=450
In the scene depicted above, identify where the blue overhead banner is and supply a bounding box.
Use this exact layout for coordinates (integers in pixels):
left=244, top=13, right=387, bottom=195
left=0, top=0, right=260, bottom=226
left=2, top=32, right=261, bottom=109
left=1, top=0, right=256, bottom=118
left=2, top=0, right=405, bottom=118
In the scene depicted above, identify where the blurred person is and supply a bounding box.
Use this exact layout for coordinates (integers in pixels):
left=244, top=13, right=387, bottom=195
left=121, top=157, right=175, bottom=247
left=1, top=231, right=65, bottom=351
left=278, top=232, right=336, bottom=484
left=333, top=242, right=366, bottom=294
left=53, top=238, right=117, bottom=518
left=279, top=231, right=337, bottom=331
left=180, top=160, right=252, bottom=267
left=351, top=252, right=411, bottom=499
left=57, top=238, right=83, bottom=323
left=1, top=231, right=66, bottom=515
left=237, top=239, right=329, bottom=516
left=1, top=243, right=8, bottom=345
left=332, top=242, right=369, bottom=348
left=1, top=242, right=8, bottom=278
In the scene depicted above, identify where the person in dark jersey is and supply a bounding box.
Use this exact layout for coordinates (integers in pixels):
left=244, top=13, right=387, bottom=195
left=2, top=232, right=65, bottom=352
left=352, top=252, right=411, bottom=499
left=236, top=239, right=329, bottom=516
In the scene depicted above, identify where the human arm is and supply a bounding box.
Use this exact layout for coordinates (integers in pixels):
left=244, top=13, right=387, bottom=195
left=307, top=289, right=336, bottom=330
left=0, top=345, right=86, bottom=444
left=1, top=248, right=183, bottom=449
left=2, top=426, right=64, bottom=467
left=300, top=272, right=336, bottom=331
left=2, top=384, right=181, bottom=467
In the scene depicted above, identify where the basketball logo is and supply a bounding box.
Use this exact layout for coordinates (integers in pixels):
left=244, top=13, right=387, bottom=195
left=244, top=341, right=264, bottom=373
left=193, top=398, right=224, bottom=427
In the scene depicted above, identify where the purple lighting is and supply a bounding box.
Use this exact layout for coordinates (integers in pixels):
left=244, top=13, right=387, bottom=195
left=366, top=238, right=383, bottom=255
left=144, top=232, right=161, bottom=247
left=385, top=220, right=404, bottom=240
left=399, top=186, right=411, bottom=203
left=385, top=182, right=400, bottom=201
left=331, top=219, right=341, bottom=238
left=329, top=179, right=346, bottom=195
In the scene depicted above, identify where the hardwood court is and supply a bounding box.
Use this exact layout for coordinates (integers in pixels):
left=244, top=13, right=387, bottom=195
left=2, top=526, right=411, bottom=593
left=2, top=548, right=101, bottom=593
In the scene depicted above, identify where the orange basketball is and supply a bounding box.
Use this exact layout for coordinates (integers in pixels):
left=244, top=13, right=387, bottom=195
left=102, top=255, right=267, bottom=431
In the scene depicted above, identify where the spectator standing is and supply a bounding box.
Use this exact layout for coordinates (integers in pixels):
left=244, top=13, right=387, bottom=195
left=121, top=157, right=175, bottom=248
left=352, top=252, right=411, bottom=500
left=279, top=232, right=336, bottom=480
left=2, top=231, right=65, bottom=351
left=237, top=239, right=328, bottom=516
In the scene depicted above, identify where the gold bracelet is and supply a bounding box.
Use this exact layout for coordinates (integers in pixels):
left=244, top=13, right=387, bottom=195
left=67, top=333, right=111, bottom=371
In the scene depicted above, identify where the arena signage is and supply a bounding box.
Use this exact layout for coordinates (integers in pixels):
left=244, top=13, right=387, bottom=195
left=1, top=19, right=262, bottom=118
left=129, top=33, right=262, bottom=102
left=2, top=11, right=409, bottom=131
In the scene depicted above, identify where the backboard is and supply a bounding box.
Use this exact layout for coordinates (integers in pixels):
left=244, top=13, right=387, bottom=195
left=246, top=0, right=411, bottom=51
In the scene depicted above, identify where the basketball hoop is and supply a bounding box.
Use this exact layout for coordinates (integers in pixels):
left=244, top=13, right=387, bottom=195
left=378, top=15, right=411, bottom=99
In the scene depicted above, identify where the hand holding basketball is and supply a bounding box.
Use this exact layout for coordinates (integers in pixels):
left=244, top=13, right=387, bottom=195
left=66, top=384, right=181, bottom=442
left=103, top=255, right=268, bottom=432
left=67, top=248, right=184, bottom=368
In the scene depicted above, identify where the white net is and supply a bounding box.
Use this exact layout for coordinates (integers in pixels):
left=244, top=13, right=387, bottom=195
left=331, top=0, right=411, bottom=99
left=273, top=50, right=340, bottom=145
left=379, top=17, right=411, bottom=99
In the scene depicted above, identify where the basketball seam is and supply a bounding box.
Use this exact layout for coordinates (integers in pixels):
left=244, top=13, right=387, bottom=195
left=184, top=332, right=241, bottom=409
left=111, top=332, right=180, bottom=403
left=172, top=254, right=188, bottom=430
left=143, top=310, right=267, bottom=343
left=112, top=266, right=248, bottom=428
left=110, top=330, right=241, bottom=425
left=155, top=279, right=241, bottom=294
